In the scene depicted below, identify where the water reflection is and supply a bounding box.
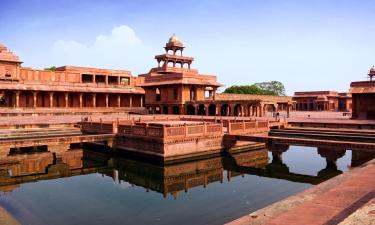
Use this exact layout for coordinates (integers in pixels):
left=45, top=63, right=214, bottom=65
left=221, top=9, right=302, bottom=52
left=1, top=145, right=374, bottom=196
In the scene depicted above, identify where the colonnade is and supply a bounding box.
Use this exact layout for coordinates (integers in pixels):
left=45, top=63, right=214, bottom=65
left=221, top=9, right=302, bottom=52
left=0, top=91, right=143, bottom=108
left=148, top=102, right=292, bottom=117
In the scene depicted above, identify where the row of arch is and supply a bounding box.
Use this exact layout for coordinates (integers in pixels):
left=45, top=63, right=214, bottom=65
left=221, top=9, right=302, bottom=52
left=0, top=91, right=143, bottom=108
left=149, top=103, right=284, bottom=117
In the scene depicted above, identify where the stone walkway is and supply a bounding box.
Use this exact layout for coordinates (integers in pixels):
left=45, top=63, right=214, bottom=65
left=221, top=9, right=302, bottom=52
left=227, top=158, right=375, bottom=225
left=0, top=207, right=20, bottom=225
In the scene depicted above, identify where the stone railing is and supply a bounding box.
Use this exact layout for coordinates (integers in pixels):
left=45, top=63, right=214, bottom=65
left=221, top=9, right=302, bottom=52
left=227, top=120, right=269, bottom=134
left=117, top=122, right=223, bottom=139
left=81, top=121, right=117, bottom=134
left=117, top=124, right=164, bottom=138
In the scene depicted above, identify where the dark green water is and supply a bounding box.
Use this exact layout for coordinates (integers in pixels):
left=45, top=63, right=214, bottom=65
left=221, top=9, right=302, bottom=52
left=0, top=146, right=373, bottom=225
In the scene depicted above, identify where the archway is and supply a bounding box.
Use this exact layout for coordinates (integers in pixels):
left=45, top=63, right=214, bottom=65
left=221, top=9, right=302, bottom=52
left=155, top=88, right=161, bottom=101
left=234, top=104, right=243, bottom=116
left=197, top=104, right=206, bottom=115
left=162, top=106, right=169, bottom=114
left=221, top=104, right=230, bottom=116
left=208, top=104, right=216, bottom=116
left=186, top=105, right=195, bottom=115
left=172, top=106, right=180, bottom=115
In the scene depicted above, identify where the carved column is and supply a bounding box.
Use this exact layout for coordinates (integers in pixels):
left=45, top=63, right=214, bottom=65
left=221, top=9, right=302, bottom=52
left=79, top=93, right=83, bottom=108
left=105, top=94, right=109, bottom=108
left=49, top=92, right=54, bottom=108
left=65, top=93, right=69, bottom=108
left=129, top=95, right=133, bottom=109
left=15, top=91, right=20, bottom=108
left=117, top=94, right=121, bottom=107
left=33, top=91, right=37, bottom=108
left=140, top=96, right=143, bottom=107
left=92, top=93, right=96, bottom=107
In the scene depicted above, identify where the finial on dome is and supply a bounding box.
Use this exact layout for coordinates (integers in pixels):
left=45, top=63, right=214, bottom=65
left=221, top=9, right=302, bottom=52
left=166, top=34, right=183, bottom=48
left=0, top=43, right=7, bottom=52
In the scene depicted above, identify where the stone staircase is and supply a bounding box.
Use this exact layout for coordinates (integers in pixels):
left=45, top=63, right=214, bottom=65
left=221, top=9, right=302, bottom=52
left=0, top=127, right=82, bottom=140
left=269, top=127, right=375, bottom=143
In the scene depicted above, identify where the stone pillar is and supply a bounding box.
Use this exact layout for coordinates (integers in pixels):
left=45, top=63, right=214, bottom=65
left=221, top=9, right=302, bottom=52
left=205, top=104, right=209, bottom=116
left=92, top=93, right=96, bottom=107
left=49, top=92, right=54, bottom=108
left=216, top=104, right=220, bottom=116
left=226, top=106, right=230, bottom=116
left=33, top=91, right=37, bottom=108
left=240, top=105, right=244, bottom=117
left=79, top=93, right=83, bottom=108
left=105, top=94, right=109, bottom=108
left=117, top=94, right=121, bottom=107
left=15, top=91, right=20, bottom=108
left=65, top=93, right=69, bottom=108
left=287, top=104, right=291, bottom=118
left=129, top=95, right=133, bottom=109
left=140, top=96, right=143, bottom=107
left=105, top=76, right=108, bottom=85
left=259, top=105, right=263, bottom=117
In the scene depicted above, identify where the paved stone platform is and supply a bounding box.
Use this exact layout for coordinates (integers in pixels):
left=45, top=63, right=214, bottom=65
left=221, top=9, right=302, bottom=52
left=0, top=207, right=20, bottom=225
left=227, top=158, right=375, bottom=225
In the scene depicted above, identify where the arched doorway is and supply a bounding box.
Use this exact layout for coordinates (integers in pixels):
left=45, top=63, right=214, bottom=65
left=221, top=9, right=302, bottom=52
left=186, top=105, right=195, bottom=115
left=234, top=104, right=243, bottom=116
left=162, top=106, right=169, bottom=114
left=208, top=104, right=216, bottom=116
left=197, top=104, right=206, bottom=115
left=221, top=104, right=230, bottom=116
left=172, top=106, right=180, bottom=115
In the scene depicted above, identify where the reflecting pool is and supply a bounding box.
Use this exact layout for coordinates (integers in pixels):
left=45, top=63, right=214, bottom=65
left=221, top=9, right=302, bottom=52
left=0, top=145, right=374, bottom=225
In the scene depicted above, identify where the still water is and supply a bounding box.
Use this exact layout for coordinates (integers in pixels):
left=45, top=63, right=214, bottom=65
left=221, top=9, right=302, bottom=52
left=0, top=146, right=373, bottom=225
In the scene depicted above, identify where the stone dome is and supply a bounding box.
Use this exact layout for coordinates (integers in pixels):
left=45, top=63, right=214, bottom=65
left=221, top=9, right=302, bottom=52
left=317, top=96, right=328, bottom=101
left=370, top=66, right=375, bottom=73
left=0, top=43, right=7, bottom=52
left=167, top=34, right=183, bottom=47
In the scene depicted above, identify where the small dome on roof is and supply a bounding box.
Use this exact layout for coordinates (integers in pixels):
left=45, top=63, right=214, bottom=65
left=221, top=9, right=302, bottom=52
left=370, top=66, right=375, bottom=73
left=167, top=34, right=183, bottom=47
left=0, top=43, right=7, bottom=52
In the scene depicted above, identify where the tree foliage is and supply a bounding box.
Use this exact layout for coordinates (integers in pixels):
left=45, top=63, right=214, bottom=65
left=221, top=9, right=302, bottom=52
left=223, top=81, right=286, bottom=96
left=44, top=66, right=57, bottom=71
left=254, top=81, right=286, bottom=96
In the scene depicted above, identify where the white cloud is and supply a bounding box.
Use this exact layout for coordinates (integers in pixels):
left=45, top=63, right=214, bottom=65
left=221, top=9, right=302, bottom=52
left=50, top=25, right=153, bottom=75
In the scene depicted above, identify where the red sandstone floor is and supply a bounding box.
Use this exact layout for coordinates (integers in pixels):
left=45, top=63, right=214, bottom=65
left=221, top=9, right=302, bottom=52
left=0, top=111, right=374, bottom=126
left=227, top=158, right=375, bottom=225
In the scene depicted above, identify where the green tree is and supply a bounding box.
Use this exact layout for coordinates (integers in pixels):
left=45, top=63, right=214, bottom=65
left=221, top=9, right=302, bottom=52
left=223, top=81, right=286, bottom=96
left=44, top=66, right=57, bottom=71
left=254, top=81, right=286, bottom=96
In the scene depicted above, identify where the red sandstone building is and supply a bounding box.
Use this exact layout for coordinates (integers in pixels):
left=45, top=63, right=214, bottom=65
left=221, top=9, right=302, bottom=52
left=0, top=35, right=293, bottom=116
left=293, top=91, right=352, bottom=112
left=139, top=35, right=293, bottom=116
left=350, top=66, right=375, bottom=119
left=0, top=44, right=144, bottom=109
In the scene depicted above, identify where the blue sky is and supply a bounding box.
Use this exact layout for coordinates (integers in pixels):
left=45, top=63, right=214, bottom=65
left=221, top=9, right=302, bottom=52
left=1, top=0, right=374, bottom=94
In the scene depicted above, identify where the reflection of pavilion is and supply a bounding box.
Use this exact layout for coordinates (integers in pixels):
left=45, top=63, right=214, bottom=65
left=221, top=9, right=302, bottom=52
left=104, top=156, right=226, bottom=198
left=0, top=149, right=111, bottom=193
left=1, top=146, right=374, bottom=196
